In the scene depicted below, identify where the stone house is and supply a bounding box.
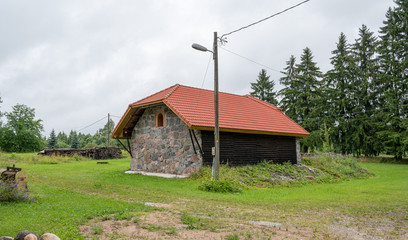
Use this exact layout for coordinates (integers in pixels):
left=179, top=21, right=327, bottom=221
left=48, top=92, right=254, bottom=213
left=111, top=84, right=309, bottom=175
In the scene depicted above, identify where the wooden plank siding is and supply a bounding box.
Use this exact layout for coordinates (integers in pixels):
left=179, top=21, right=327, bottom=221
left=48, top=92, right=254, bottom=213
left=201, top=131, right=297, bottom=166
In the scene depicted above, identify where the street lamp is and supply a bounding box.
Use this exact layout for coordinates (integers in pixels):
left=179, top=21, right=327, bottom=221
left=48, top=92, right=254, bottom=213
left=192, top=32, right=220, bottom=180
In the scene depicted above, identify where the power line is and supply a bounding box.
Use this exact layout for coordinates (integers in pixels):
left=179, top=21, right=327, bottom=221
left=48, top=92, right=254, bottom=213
left=77, top=115, right=108, bottom=132
left=200, top=54, right=213, bottom=88
left=220, top=46, right=282, bottom=73
left=220, top=0, right=310, bottom=41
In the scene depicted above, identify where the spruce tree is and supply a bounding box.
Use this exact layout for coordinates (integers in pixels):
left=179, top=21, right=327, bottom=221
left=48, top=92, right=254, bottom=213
left=351, top=25, right=380, bottom=156
left=0, top=97, right=3, bottom=147
left=324, top=33, right=356, bottom=154
left=250, top=69, right=278, bottom=105
left=0, top=96, right=2, bottom=125
left=56, top=131, right=69, bottom=148
left=377, top=1, right=408, bottom=159
left=70, top=131, right=79, bottom=149
left=294, top=47, right=323, bottom=152
left=295, top=47, right=323, bottom=130
left=47, top=129, right=57, bottom=148
left=279, top=55, right=299, bottom=121
left=57, top=131, right=68, bottom=144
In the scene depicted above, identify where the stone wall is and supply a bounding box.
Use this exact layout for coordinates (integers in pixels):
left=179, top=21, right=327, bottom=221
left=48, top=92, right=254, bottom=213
left=131, top=104, right=202, bottom=175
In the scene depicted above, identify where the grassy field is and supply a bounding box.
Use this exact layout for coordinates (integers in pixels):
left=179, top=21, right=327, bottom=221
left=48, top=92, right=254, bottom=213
left=0, top=153, right=407, bottom=239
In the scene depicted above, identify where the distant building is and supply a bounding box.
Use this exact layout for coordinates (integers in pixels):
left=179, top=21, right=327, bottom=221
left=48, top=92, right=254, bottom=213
left=111, top=84, right=309, bottom=175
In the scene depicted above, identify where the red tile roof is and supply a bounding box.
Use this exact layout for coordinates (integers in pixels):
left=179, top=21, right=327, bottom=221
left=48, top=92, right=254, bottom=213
left=111, top=84, right=309, bottom=139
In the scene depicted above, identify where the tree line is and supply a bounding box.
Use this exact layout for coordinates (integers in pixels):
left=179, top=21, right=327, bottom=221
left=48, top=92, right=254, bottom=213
left=46, top=119, right=118, bottom=149
left=0, top=101, right=119, bottom=152
left=250, top=0, right=407, bottom=159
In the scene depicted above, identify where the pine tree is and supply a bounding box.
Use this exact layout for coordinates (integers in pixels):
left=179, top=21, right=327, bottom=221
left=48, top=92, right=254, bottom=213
left=324, top=33, right=356, bottom=154
left=351, top=25, right=380, bottom=156
left=250, top=69, right=278, bottom=105
left=377, top=1, right=408, bottom=159
left=279, top=55, right=299, bottom=121
left=47, top=129, right=57, bottom=148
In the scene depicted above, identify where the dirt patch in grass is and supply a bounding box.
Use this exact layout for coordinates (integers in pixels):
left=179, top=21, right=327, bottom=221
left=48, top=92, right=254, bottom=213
left=328, top=214, right=408, bottom=240
left=80, top=208, right=316, bottom=239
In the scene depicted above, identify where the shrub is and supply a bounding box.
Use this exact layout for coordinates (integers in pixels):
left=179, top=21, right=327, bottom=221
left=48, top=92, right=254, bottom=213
left=198, top=180, right=242, bottom=193
left=0, top=180, right=33, bottom=203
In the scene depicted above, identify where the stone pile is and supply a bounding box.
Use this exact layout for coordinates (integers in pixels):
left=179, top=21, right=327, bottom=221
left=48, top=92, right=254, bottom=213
left=0, top=231, right=60, bottom=240
left=38, top=146, right=122, bottom=159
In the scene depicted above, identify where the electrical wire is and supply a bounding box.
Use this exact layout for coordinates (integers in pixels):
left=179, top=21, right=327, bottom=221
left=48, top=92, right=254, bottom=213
left=220, top=46, right=282, bottom=73
left=220, top=0, right=310, bottom=41
left=77, top=116, right=108, bottom=132
left=201, top=54, right=213, bottom=88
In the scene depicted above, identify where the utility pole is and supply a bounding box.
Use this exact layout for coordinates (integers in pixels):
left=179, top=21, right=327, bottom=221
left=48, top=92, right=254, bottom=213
left=107, top=113, right=110, bottom=146
left=192, top=32, right=220, bottom=180
left=213, top=32, right=220, bottom=180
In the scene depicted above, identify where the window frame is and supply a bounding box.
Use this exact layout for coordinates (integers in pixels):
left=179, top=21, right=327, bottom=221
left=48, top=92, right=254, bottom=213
left=155, top=111, right=165, bottom=127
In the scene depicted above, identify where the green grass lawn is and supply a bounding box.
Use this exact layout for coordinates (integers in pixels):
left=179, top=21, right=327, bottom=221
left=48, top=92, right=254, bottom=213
left=1, top=154, right=407, bottom=239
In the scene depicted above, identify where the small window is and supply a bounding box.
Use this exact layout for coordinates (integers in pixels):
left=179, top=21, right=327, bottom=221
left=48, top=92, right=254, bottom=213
left=156, top=112, right=164, bottom=127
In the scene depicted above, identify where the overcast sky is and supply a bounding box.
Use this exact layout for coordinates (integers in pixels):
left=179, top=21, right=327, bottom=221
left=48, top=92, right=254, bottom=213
left=0, top=0, right=396, bottom=137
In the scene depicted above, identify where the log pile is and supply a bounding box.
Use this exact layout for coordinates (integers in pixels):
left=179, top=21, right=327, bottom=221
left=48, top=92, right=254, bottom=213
left=38, top=146, right=122, bottom=160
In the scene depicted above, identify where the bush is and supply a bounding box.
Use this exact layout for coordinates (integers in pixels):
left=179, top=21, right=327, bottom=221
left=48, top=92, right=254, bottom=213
left=0, top=180, right=33, bottom=203
left=198, top=180, right=242, bottom=193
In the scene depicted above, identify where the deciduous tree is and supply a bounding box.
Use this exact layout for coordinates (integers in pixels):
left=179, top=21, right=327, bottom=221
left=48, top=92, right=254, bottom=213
left=0, top=104, right=45, bottom=152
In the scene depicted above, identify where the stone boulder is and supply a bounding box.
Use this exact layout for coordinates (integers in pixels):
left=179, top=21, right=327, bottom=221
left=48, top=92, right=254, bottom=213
left=0, top=237, right=14, bottom=240
left=15, top=231, right=39, bottom=240
left=39, top=233, right=60, bottom=240
left=24, top=234, right=38, bottom=240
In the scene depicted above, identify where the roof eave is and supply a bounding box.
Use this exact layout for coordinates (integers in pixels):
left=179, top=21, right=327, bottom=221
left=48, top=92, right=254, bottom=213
left=111, top=100, right=166, bottom=139
left=189, top=125, right=310, bottom=137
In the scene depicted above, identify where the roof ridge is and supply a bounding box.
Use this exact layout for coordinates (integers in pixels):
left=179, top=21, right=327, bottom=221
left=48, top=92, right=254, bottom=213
left=129, top=84, right=179, bottom=106
left=244, top=95, right=282, bottom=111
left=163, top=84, right=180, bottom=99
left=177, top=84, right=248, bottom=98
left=244, top=95, right=309, bottom=135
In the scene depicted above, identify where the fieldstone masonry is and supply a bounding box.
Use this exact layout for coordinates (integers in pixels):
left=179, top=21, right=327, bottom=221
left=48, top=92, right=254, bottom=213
left=131, top=104, right=202, bottom=175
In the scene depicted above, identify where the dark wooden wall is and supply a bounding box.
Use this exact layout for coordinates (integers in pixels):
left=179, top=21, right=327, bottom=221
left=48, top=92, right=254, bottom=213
left=201, top=131, right=297, bottom=166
